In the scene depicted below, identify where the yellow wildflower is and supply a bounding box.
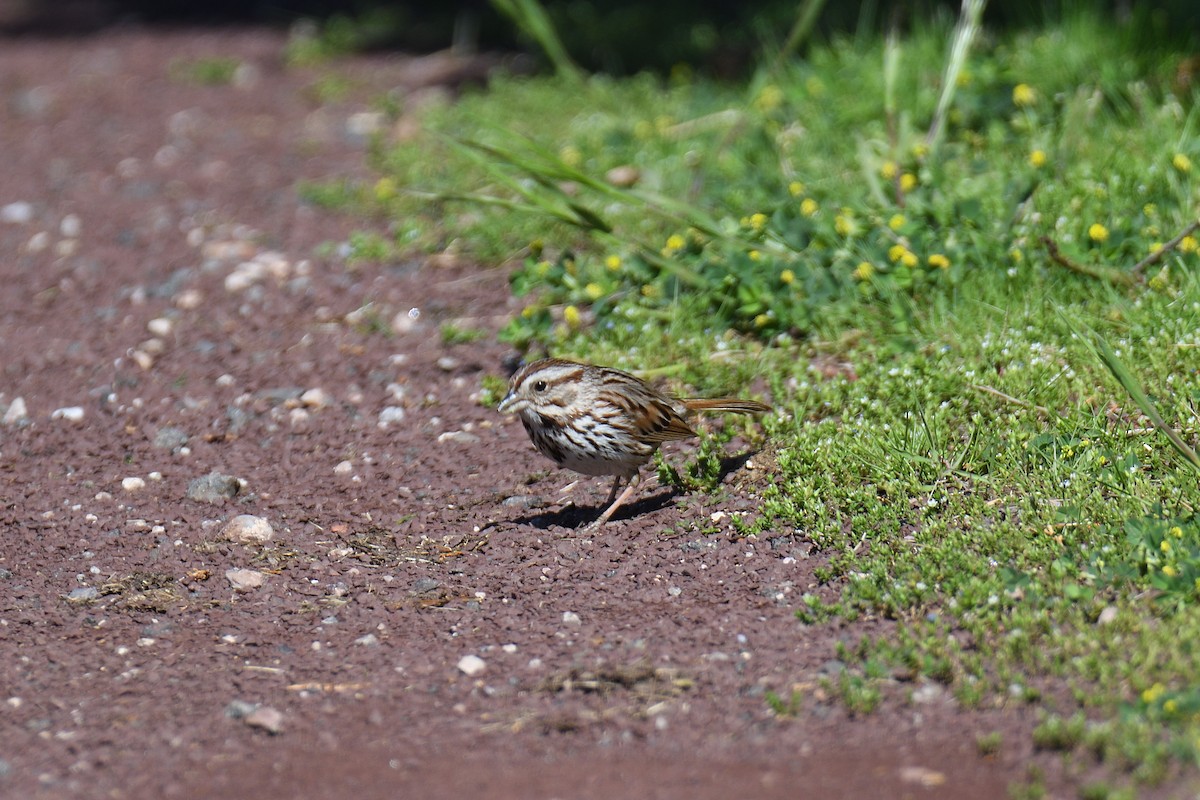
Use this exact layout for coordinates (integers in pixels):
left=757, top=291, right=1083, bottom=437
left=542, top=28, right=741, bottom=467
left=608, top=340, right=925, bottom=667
left=1144, top=203, right=1158, bottom=217
left=1028, top=149, right=1047, bottom=168
left=755, top=84, right=784, bottom=113
left=754, top=313, right=770, bottom=327
left=563, top=305, right=581, bottom=329
left=559, top=145, right=582, bottom=168
left=662, top=234, right=686, bottom=256
left=911, top=143, right=928, bottom=160
left=374, top=177, right=398, bottom=201
left=605, top=254, right=622, bottom=270
left=780, top=269, right=795, bottom=285
left=880, top=160, right=898, bottom=180
left=853, top=261, right=875, bottom=281
left=1010, top=248, right=1024, bottom=264
left=1142, top=683, right=1166, bottom=704
left=888, top=214, right=906, bottom=231
left=1170, top=526, right=1184, bottom=538
left=899, top=173, right=917, bottom=192
left=1012, top=83, right=1036, bottom=107
left=749, top=212, right=769, bottom=231
left=584, top=282, right=604, bottom=300
left=641, top=284, right=661, bottom=298
left=888, top=244, right=908, bottom=263
left=1088, top=223, right=1109, bottom=243
left=800, top=198, right=818, bottom=217
left=900, top=250, right=918, bottom=268
left=748, top=249, right=762, bottom=261
left=535, top=260, right=552, bottom=276
left=788, top=181, right=806, bottom=197
left=1173, top=153, right=1193, bottom=173
left=1161, top=539, right=1172, bottom=554
left=1181, top=236, right=1198, bottom=253
left=1163, top=564, right=1178, bottom=577
left=928, top=253, right=950, bottom=270
left=1164, top=699, right=1179, bottom=714
left=1149, top=242, right=1163, bottom=254
left=834, top=214, right=855, bottom=237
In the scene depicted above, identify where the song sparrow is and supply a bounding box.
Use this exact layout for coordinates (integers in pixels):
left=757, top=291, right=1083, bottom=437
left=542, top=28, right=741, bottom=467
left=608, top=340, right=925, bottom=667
left=497, top=358, right=770, bottom=527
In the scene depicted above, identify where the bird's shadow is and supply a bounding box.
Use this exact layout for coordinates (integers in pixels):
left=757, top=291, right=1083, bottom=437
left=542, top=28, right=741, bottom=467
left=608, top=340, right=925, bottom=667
left=504, top=449, right=759, bottom=530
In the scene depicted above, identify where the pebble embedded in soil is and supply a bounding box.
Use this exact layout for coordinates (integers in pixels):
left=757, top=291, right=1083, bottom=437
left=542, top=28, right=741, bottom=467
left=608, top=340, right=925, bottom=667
left=2, top=397, right=28, bottom=425
left=65, top=587, right=98, bottom=602
left=186, top=472, right=242, bottom=503
left=561, top=611, right=582, bottom=626
left=225, top=568, right=268, bottom=591
left=1, top=201, right=34, bottom=224
left=152, top=427, right=189, bottom=451
left=121, top=477, right=146, bottom=493
left=51, top=406, right=84, bottom=422
left=221, top=515, right=274, bottom=545
left=436, top=430, right=479, bottom=444
left=299, top=388, right=331, bottom=408
left=378, top=406, right=406, bottom=426
left=457, top=654, right=486, bottom=677
left=243, top=706, right=284, bottom=734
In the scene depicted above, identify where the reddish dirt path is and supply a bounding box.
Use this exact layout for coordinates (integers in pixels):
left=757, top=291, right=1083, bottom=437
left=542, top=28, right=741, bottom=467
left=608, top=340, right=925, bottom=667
left=0, top=28, right=1049, bottom=799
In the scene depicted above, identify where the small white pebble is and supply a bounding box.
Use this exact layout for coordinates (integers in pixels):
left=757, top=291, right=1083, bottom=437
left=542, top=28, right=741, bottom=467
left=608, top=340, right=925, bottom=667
left=174, top=289, right=203, bottom=309
left=333, top=460, right=353, bottom=476
left=59, top=214, right=81, bottom=238
left=26, top=231, right=50, bottom=252
left=378, top=406, right=406, bottom=426
left=561, top=611, right=582, bottom=626
left=148, top=472, right=162, bottom=481
left=147, top=317, right=173, bottom=337
left=457, top=654, right=486, bottom=677
left=300, top=388, right=331, bottom=408
left=1, top=201, right=34, bottom=224
left=121, top=477, right=146, bottom=493
left=52, top=406, right=85, bottom=422
left=2, top=397, right=28, bottom=424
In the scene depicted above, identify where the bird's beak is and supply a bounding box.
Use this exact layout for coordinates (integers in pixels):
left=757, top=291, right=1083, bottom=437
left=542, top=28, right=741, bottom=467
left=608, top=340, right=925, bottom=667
left=497, top=392, right=517, bottom=414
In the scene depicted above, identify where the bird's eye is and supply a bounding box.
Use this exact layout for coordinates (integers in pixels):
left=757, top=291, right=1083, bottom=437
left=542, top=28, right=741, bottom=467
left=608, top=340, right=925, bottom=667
left=533, top=380, right=548, bottom=392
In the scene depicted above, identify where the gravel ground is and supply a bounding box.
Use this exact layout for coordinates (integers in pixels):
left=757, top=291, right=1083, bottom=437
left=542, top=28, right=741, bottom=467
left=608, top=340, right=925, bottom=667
left=0, top=26, right=1094, bottom=800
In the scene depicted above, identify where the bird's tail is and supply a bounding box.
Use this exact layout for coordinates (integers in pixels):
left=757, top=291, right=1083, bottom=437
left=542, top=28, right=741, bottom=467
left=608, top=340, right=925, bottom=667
left=682, top=398, right=771, bottom=415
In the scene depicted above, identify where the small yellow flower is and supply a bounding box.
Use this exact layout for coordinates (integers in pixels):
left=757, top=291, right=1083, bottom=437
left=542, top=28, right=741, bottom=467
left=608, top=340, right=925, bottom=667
left=374, top=177, right=398, bottom=201
left=900, top=250, right=918, bottom=268
left=888, top=244, right=909, bottom=263
left=1012, top=83, right=1036, bottom=107
left=754, top=84, right=784, bottom=112
left=1088, top=223, right=1109, bottom=243
left=535, top=260, right=552, bottom=276
left=754, top=313, right=770, bottom=327
left=1028, top=149, right=1047, bottom=168
left=605, top=254, right=622, bottom=270
left=585, top=282, right=604, bottom=300
left=749, top=212, right=769, bottom=231
left=559, top=145, right=582, bottom=167
left=1161, top=539, right=1172, bottom=554
left=888, top=214, right=906, bottom=231
left=1010, top=248, right=1024, bottom=264
left=1173, top=153, right=1192, bottom=173
left=928, top=253, right=950, bottom=270
left=788, top=181, right=806, bottom=197
left=1181, top=236, right=1198, bottom=254
left=911, top=143, right=928, bottom=160
left=641, top=283, right=661, bottom=298
left=899, top=173, right=917, bottom=192
left=563, top=305, right=581, bottom=329
left=748, top=249, right=762, bottom=261
left=880, top=160, right=899, bottom=180
left=834, top=214, right=856, bottom=237
left=1143, top=203, right=1158, bottom=217
left=521, top=305, right=537, bottom=318
left=800, top=198, right=818, bottom=217
left=1164, top=699, right=1179, bottom=714
left=853, top=261, right=875, bottom=281
left=1163, top=564, right=1178, bottom=577
left=780, top=269, right=795, bottom=285
left=1149, top=242, right=1163, bottom=254
left=662, top=234, right=686, bottom=256
left=1142, top=683, right=1166, bottom=704
left=1170, top=526, right=1184, bottom=538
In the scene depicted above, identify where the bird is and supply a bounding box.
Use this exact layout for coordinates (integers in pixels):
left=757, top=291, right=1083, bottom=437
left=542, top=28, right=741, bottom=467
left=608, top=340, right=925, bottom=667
left=497, top=357, right=770, bottom=527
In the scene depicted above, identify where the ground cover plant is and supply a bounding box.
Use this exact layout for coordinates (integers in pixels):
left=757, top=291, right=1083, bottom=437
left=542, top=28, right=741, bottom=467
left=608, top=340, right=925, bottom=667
left=326, top=4, right=1200, bottom=794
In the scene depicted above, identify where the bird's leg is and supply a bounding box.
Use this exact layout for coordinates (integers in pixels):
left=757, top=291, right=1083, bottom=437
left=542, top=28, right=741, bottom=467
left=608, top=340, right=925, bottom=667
left=590, top=472, right=640, bottom=528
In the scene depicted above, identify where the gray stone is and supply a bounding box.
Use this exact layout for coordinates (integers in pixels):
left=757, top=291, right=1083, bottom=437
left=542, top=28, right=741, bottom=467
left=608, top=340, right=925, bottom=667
left=187, top=472, right=241, bottom=503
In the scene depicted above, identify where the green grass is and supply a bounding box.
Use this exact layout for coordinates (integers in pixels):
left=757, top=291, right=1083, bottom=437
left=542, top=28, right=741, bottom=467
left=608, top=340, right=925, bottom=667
left=335, top=6, right=1200, bottom=791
